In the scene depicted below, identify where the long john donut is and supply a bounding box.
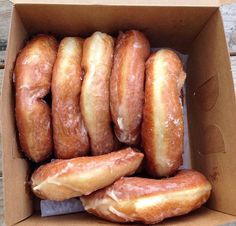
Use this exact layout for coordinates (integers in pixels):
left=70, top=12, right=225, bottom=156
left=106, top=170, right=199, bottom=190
left=52, top=37, right=89, bottom=159
left=110, top=30, right=150, bottom=145
left=15, top=35, right=58, bottom=162
left=31, top=148, right=143, bottom=201
left=142, top=49, right=186, bottom=177
left=81, top=170, right=212, bottom=224
left=80, top=32, right=115, bottom=155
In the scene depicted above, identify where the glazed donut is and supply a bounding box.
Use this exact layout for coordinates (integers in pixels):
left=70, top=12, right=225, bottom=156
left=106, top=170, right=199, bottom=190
left=52, top=37, right=89, bottom=159
left=81, top=170, right=212, bottom=224
left=31, top=148, right=143, bottom=201
left=15, top=35, right=58, bottom=162
left=110, top=30, right=150, bottom=145
left=80, top=32, right=115, bottom=155
left=142, top=49, right=186, bottom=177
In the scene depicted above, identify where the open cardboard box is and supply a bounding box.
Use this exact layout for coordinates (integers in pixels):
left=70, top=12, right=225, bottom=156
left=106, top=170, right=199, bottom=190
left=2, top=0, right=236, bottom=225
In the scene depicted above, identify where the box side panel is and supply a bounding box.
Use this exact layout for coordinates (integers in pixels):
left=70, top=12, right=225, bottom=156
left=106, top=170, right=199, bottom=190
left=15, top=5, right=216, bottom=53
left=187, top=9, right=236, bottom=215
left=16, top=208, right=236, bottom=226
left=1, top=7, right=33, bottom=226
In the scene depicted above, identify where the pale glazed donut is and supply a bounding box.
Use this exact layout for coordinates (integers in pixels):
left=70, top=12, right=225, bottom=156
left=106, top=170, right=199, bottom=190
left=110, top=30, right=150, bottom=145
left=31, top=148, right=143, bottom=201
left=80, top=32, right=116, bottom=155
left=81, top=170, right=212, bottom=224
left=142, top=49, right=186, bottom=177
left=15, top=35, right=58, bottom=162
left=52, top=37, right=89, bottom=159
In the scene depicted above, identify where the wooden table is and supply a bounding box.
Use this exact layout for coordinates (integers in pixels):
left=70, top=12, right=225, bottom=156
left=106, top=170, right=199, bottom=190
left=0, top=0, right=236, bottom=225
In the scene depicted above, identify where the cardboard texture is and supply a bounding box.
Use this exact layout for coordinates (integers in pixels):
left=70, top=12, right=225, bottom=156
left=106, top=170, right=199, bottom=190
left=15, top=208, right=236, bottom=226
left=1, top=1, right=236, bottom=226
left=14, top=5, right=217, bottom=53
left=187, top=9, right=236, bottom=216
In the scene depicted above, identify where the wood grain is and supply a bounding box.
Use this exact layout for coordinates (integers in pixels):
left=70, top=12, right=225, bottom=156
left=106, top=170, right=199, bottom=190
left=0, top=0, right=12, bottom=68
left=221, top=4, right=236, bottom=55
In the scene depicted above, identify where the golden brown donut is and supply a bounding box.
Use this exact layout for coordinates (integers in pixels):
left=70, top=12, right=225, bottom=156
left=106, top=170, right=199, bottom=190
left=80, top=32, right=115, bottom=155
left=52, top=37, right=89, bottom=159
left=31, top=147, right=143, bottom=201
left=142, top=49, right=186, bottom=177
left=14, top=35, right=58, bottom=163
left=81, top=170, right=212, bottom=224
left=110, top=30, right=150, bottom=145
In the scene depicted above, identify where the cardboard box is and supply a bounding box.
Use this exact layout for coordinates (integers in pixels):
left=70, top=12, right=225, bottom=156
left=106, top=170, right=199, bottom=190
left=2, top=0, right=236, bottom=225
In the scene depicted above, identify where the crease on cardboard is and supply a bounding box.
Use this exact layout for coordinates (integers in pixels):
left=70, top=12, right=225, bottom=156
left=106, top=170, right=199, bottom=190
left=194, top=74, right=219, bottom=111
left=200, top=124, right=225, bottom=154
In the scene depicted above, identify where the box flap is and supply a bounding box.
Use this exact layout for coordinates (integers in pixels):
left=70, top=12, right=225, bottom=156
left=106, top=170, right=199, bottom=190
left=9, top=0, right=221, bottom=7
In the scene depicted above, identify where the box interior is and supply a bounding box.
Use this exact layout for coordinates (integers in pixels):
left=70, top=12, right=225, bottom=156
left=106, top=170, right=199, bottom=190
left=2, top=3, right=236, bottom=226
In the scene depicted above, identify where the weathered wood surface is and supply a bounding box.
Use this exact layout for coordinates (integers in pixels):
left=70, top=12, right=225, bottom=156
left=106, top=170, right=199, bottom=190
left=221, top=3, right=236, bottom=55
left=0, top=1, right=236, bottom=226
left=0, top=0, right=12, bottom=68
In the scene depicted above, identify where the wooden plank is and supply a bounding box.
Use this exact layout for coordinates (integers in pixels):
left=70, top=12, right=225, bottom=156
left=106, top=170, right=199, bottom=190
left=0, top=0, right=12, bottom=68
left=0, top=51, right=6, bottom=69
left=0, top=0, right=11, bottom=41
left=221, top=3, right=236, bottom=55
